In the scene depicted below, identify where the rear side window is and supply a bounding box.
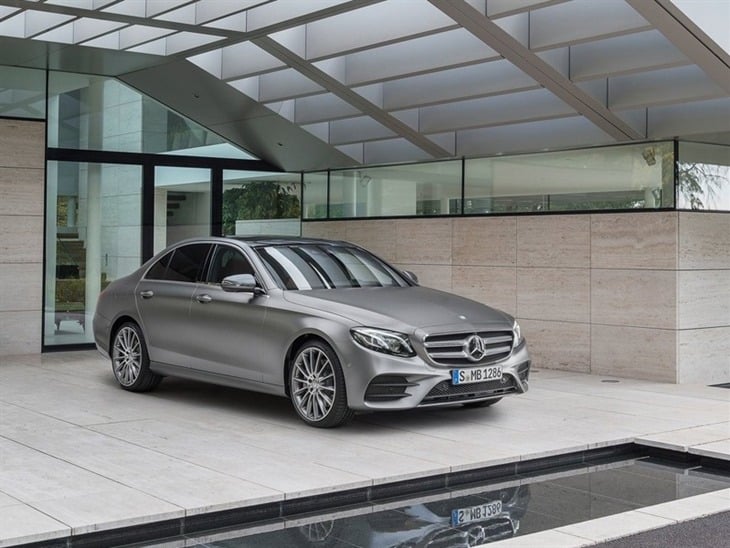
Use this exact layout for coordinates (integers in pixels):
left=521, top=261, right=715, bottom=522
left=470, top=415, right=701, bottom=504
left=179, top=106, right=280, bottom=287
left=149, top=244, right=211, bottom=283
left=145, top=251, right=173, bottom=280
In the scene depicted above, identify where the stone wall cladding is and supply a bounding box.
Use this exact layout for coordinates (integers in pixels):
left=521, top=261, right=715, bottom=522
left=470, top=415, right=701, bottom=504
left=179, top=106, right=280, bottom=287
left=0, top=119, right=45, bottom=356
left=305, top=210, right=727, bottom=384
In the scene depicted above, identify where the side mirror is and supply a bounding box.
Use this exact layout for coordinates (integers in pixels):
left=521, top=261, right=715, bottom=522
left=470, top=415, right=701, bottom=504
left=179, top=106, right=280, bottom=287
left=221, top=274, right=261, bottom=294
left=402, top=270, right=419, bottom=285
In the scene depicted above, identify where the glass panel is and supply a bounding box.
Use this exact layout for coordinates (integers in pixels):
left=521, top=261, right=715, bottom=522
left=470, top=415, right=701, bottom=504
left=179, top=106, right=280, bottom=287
left=47, top=71, right=257, bottom=158
left=677, top=142, right=730, bottom=211
left=154, top=166, right=211, bottom=253
left=206, top=245, right=255, bottom=284
left=222, top=170, right=301, bottom=236
left=256, top=244, right=407, bottom=291
left=145, top=250, right=173, bottom=280
left=164, top=243, right=212, bottom=283
left=329, top=161, right=461, bottom=218
left=44, top=161, right=142, bottom=346
left=465, top=142, right=675, bottom=213
left=0, top=65, right=46, bottom=119
left=302, top=171, right=328, bottom=219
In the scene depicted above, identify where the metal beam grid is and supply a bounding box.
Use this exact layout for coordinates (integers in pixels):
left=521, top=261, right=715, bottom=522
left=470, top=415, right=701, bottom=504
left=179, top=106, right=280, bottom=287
left=0, top=0, right=728, bottom=168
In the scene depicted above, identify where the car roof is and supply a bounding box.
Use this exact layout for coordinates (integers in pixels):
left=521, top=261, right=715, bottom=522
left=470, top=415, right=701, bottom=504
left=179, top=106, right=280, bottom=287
left=228, top=235, right=351, bottom=247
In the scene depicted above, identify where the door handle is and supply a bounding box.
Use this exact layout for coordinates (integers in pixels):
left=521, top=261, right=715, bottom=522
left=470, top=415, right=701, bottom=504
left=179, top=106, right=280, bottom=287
left=139, top=290, right=154, bottom=299
left=195, top=294, right=213, bottom=303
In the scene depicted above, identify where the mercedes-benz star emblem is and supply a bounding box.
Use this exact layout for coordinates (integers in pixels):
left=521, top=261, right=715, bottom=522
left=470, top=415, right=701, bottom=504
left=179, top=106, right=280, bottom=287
left=464, top=335, right=487, bottom=362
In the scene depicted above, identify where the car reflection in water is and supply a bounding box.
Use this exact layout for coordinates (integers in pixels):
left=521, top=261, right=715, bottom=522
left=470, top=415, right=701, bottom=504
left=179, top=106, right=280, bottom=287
left=285, top=485, right=530, bottom=548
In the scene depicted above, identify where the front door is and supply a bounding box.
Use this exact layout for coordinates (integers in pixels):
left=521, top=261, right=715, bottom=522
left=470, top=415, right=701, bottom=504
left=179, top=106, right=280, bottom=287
left=188, top=244, right=270, bottom=383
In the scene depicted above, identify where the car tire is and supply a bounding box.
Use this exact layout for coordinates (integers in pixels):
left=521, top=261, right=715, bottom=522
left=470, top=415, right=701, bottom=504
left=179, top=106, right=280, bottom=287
left=462, top=397, right=502, bottom=409
left=289, top=340, right=354, bottom=428
left=111, top=322, right=161, bottom=392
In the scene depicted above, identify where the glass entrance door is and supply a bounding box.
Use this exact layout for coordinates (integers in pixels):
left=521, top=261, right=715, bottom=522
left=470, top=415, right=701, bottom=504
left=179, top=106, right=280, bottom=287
left=154, top=166, right=212, bottom=254
left=44, top=161, right=142, bottom=346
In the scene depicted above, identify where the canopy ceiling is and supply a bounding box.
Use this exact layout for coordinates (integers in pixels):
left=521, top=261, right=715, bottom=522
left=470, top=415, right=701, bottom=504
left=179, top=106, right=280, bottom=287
left=1, top=0, right=728, bottom=170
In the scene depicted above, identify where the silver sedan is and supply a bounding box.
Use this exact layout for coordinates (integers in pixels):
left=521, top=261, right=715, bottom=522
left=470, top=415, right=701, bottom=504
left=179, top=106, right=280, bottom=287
left=93, top=237, right=530, bottom=427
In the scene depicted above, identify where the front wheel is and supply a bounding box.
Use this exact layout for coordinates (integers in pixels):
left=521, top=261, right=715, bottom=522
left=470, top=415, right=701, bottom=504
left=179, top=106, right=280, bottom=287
left=111, top=322, right=161, bottom=392
left=289, top=341, right=354, bottom=428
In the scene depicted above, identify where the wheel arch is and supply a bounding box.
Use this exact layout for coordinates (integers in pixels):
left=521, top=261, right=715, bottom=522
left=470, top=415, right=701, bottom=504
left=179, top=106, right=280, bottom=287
left=109, top=315, right=139, bottom=352
left=283, top=332, right=337, bottom=398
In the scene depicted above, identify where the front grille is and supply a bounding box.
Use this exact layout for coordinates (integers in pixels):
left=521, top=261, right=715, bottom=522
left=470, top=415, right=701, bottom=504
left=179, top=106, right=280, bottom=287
left=459, top=518, right=516, bottom=544
left=424, top=330, right=513, bottom=366
left=421, top=376, right=517, bottom=405
left=365, top=375, right=415, bottom=402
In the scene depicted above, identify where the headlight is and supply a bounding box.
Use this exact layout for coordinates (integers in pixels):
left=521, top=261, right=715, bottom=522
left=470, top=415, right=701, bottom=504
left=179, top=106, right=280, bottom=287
left=513, top=320, right=523, bottom=347
left=351, top=327, right=416, bottom=358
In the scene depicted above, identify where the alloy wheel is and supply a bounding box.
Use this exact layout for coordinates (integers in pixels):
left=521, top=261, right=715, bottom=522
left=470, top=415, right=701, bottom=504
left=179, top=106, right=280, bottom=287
left=291, top=347, right=337, bottom=422
left=113, top=326, right=142, bottom=386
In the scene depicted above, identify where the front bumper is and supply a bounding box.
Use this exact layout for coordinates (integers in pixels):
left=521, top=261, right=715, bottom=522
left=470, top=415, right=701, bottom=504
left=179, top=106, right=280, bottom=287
left=340, top=339, right=530, bottom=411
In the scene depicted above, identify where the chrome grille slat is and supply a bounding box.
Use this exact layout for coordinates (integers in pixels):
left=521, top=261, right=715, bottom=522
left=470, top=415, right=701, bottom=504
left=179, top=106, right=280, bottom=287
left=424, top=340, right=463, bottom=348
left=429, top=351, right=467, bottom=359
left=423, top=330, right=513, bottom=366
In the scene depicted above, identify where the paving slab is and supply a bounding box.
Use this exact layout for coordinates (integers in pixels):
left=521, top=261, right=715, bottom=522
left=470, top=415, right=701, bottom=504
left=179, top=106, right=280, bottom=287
left=0, top=352, right=728, bottom=546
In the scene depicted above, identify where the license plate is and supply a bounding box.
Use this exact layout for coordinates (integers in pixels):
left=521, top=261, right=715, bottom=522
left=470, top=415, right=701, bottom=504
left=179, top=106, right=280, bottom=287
left=452, top=365, right=502, bottom=385
left=451, top=500, right=503, bottom=526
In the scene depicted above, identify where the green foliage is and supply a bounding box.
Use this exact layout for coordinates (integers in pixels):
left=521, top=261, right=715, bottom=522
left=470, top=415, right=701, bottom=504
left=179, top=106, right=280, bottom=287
left=223, top=181, right=300, bottom=235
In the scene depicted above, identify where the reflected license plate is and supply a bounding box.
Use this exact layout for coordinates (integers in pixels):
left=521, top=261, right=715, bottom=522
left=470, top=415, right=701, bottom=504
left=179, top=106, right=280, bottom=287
left=451, top=365, right=502, bottom=385
left=451, top=500, right=503, bottom=526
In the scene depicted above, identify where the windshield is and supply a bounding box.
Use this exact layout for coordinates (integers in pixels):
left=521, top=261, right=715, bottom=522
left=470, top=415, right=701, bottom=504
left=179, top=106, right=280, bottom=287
left=255, top=244, right=409, bottom=290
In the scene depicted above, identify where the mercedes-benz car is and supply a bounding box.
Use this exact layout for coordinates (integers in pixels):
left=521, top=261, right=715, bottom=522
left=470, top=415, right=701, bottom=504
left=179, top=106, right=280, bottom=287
left=93, top=236, right=530, bottom=427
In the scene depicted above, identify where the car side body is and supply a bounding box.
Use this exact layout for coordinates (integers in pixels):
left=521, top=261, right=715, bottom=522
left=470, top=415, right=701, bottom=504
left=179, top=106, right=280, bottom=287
left=93, top=236, right=530, bottom=427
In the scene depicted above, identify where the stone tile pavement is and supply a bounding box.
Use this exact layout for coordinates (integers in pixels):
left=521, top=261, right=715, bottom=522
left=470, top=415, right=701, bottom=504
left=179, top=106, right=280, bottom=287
left=0, top=351, right=727, bottom=547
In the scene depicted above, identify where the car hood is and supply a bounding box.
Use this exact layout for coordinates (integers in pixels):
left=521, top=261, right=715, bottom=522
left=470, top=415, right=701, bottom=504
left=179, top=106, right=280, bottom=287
left=282, top=286, right=512, bottom=331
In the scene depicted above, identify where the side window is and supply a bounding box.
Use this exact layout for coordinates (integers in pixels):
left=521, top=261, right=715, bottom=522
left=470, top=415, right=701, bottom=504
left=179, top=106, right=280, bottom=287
left=145, top=251, right=173, bottom=280
left=207, top=246, right=255, bottom=284
left=165, top=244, right=212, bottom=283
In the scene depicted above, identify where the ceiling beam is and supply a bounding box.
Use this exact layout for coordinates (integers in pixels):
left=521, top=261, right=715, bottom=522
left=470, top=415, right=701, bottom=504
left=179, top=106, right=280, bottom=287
left=625, top=0, right=730, bottom=94
left=0, top=0, right=386, bottom=59
left=429, top=0, right=643, bottom=141
left=253, top=35, right=452, bottom=158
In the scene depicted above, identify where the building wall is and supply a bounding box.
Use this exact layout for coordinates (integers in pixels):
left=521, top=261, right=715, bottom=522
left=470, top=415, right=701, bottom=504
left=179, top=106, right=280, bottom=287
left=677, top=213, right=730, bottom=384
left=303, top=211, right=730, bottom=384
left=0, top=119, right=45, bottom=356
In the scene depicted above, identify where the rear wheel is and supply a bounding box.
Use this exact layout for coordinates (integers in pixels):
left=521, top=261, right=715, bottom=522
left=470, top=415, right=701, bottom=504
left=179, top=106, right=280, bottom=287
left=462, top=397, right=502, bottom=409
left=289, top=341, right=354, bottom=428
left=111, top=322, right=161, bottom=392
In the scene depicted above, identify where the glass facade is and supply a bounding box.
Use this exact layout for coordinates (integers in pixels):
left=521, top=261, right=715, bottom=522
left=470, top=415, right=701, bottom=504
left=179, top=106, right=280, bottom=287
left=677, top=142, right=730, bottom=211
left=35, top=70, right=284, bottom=348
left=47, top=71, right=254, bottom=159
left=0, top=66, right=45, bottom=119
left=45, top=161, right=142, bottom=346
left=0, top=63, right=720, bottom=348
left=465, top=142, right=675, bottom=213
left=223, top=170, right=301, bottom=236
left=328, top=161, right=462, bottom=218
left=303, top=143, right=676, bottom=220
left=302, top=171, right=329, bottom=220
left=154, top=166, right=211, bottom=253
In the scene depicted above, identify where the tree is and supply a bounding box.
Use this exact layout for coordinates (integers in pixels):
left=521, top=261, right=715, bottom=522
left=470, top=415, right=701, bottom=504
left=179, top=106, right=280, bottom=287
left=223, top=181, right=300, bottom=235
left=676, top=162, right=728, bottom=210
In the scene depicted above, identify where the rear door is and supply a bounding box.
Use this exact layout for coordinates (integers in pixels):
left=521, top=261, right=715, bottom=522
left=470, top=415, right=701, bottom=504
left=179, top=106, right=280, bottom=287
left=135, top=243, right=212, bottom=367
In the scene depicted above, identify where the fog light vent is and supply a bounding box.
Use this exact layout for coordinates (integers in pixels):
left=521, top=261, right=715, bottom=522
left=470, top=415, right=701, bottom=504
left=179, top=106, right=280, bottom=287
left=365, top=375, right=414, bottom=401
